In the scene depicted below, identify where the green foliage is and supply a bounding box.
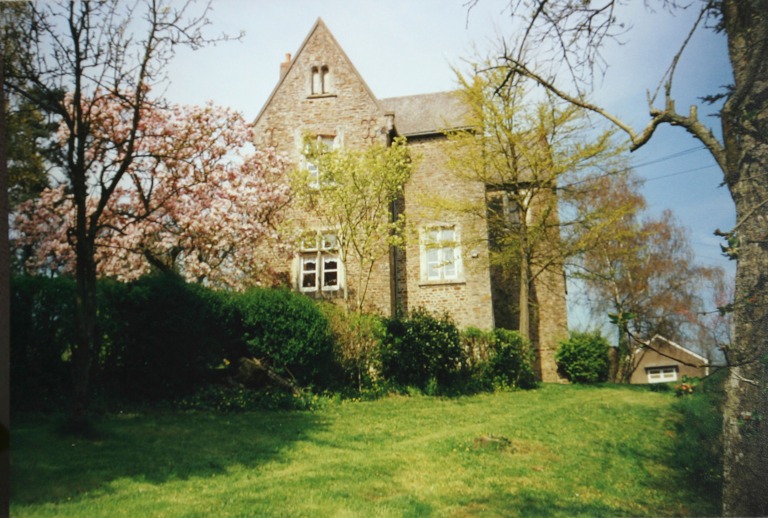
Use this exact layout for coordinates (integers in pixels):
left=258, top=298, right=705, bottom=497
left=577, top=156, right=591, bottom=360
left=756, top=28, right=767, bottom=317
left=461, top=327, right=537, bottom=390
left=320, top=303, right=384, bottom=391
left=219, top=288, right=337, bottom=388
left=380, top=308, right=464, bottom=392
left=555, top=330, right=611, bottom=383
left=10, top=275, right=76, bottom=410
left=98, top=273, right=225, bottom=401
left=293, top=136, right=412, bottom=311
left=487, top=329, right=537, bottom=389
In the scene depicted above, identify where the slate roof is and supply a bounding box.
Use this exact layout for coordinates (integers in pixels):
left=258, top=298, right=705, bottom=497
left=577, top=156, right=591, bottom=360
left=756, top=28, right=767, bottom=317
left=380, top=91, right=471, bottom=137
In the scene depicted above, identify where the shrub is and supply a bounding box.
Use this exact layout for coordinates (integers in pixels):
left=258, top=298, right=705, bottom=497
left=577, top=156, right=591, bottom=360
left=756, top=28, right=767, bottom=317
left=487, top=329, right=537, bottom=389
left=556, top=331, right=611, bottom=383
left=380, top=308, right=464, bottom=391
left=10, top=275, right=76, bottom=410
left=98, top=273, right=225, bottom=401
left=462, top=328, right=537, bottom=390
left=220, top=288, right=337, bottom=388
left=321, top=304, right=384, bottom=391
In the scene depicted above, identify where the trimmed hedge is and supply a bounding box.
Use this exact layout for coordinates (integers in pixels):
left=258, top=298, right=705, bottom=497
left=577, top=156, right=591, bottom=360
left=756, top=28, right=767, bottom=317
left=10, top=275, right=76, bottom=409
left=11, top=274, right=339, bottom=407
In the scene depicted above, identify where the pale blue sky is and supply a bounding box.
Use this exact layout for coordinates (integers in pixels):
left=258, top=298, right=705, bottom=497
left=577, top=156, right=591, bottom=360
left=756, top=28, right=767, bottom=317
left=164, top=0, right=736, bottom=328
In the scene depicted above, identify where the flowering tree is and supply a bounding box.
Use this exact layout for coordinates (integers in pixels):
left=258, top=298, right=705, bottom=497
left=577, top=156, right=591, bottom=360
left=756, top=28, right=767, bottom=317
left=13, top=98, right=292, bottom=290
left=6, top=0, right=244, bottom=429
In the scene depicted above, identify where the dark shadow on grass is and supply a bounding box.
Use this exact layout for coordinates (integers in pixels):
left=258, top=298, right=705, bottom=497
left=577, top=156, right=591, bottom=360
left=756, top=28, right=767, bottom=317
left=11, top=409, right=326, bottom=506
left=462, top=488, right=628, bottom=517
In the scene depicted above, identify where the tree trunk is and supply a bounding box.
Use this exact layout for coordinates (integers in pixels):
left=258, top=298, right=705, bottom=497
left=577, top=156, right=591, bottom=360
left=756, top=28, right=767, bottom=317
left=70, top=211, right=97, bottom=432
left=518, top=252, right=530, bottom=341
left=720, top=2, right=768, bottom=514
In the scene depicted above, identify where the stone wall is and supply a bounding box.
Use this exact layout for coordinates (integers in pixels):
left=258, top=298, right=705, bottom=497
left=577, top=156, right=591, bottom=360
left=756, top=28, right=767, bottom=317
left=398, top=135, right=495, bottom=330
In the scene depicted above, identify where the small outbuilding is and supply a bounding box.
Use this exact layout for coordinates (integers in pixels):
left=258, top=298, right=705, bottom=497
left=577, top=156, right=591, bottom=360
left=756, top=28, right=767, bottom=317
left=630, top=335, right=710, bottom=384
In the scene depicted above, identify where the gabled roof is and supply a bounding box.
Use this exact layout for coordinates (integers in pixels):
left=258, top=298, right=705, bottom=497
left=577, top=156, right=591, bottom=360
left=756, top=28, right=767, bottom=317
left=254, top=18, right=381, bottom=126
left=380, top=91, right=470, bottom=137
left=642, top=335, right=709, bottom=364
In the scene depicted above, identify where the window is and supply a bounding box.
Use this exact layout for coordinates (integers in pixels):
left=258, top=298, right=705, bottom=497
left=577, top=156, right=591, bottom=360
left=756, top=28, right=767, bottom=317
left=304, top=135, right=336, bottom=189
left=421, top=226, right=462, bottom=283
left=646, top=366, right=678, bottom=383
left=299, top=232, right=341, bottom=292
left=311, top=65, right=330, bottom=95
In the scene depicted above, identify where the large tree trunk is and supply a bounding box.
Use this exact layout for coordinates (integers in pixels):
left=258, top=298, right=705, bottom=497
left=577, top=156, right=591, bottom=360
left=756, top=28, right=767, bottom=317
left=70, top=196, right=98, bottom=432
left=720, top=2, right=768, bottom=514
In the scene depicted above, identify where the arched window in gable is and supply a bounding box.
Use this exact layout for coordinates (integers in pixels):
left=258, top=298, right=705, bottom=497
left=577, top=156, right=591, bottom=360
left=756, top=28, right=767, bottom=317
left=311, top=65, right=331, bottom=95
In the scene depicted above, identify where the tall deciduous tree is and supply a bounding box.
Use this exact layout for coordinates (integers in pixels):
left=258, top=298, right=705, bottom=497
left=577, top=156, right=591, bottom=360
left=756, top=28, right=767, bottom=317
left=576, top=171, right=721, bottom=380
left=5, top=0, right=238, bottom=430
left=294, top=136, right=412, bottom=312
left=442, top=65, right=627, bottom=342
left=472, top=0, right=767, bottom=513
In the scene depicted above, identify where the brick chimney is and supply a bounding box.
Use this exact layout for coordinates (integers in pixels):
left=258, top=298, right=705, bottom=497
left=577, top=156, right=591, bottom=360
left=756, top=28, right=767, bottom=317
left=280, top=53, right=291, bottom=79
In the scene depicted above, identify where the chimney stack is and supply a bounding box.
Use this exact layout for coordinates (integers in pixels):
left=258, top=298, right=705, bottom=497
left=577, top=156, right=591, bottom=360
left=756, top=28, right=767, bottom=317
left=280, top=53, right=291, bottom=79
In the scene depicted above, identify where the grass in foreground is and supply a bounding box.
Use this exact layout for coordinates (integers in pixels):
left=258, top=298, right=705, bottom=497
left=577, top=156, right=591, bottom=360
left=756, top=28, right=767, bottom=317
left=11, top=384, right=720, bottom=517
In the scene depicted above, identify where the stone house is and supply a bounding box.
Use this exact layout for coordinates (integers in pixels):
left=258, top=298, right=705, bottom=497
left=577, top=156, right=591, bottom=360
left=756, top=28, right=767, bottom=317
left=630, top=335, right=710, bottom=384
left=252, top=18, right=567, bottom=381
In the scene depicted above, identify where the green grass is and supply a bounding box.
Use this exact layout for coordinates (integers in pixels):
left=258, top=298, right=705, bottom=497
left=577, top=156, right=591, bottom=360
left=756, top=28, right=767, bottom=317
left=11, top=384, right=720, bottom=517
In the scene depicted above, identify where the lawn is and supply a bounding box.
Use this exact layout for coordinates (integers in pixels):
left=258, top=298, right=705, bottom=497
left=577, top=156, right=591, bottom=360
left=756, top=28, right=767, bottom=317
left=11, top=384, right=720, bottom=517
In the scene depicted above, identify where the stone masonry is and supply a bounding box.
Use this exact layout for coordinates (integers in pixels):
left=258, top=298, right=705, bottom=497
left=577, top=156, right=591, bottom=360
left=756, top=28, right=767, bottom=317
left=252, top=18, right=567, bottom=381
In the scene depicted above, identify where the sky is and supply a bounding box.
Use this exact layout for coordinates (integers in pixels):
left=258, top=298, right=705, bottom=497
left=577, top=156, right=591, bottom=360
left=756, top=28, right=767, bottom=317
left=163, top=0, right=736, bottom=329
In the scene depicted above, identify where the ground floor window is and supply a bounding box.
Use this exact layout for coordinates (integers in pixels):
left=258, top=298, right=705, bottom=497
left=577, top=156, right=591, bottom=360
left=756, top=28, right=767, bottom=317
left=299, top=232, right=341, bottom=292
left=646, top=366, right=678, bottom=383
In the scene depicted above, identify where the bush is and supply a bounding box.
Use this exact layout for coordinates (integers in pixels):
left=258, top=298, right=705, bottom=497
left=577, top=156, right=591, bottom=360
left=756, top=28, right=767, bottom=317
left=98, top=273, right=225, bottom=401
left=220, top=288, right=337, bottom=389
left=462, top=328, right=536, bottom=390
left=487, top=329, right=537, bottom=389
left=10, top=275, right=76, bottom=410
left=380, top=308, right=464, bottom=392
left=321, top=304, right=383, bottom=391
left=556, top=331, right=610, bottom=383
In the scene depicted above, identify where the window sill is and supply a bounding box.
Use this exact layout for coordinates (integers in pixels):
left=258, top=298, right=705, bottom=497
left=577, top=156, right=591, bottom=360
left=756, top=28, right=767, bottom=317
left=307, top=93, right=337, bottom=99
left=418, top=279, right=466, bottom=288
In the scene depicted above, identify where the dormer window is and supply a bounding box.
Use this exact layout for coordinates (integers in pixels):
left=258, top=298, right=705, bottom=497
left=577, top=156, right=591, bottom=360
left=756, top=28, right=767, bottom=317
left=311, top=65, right=330, bottom=95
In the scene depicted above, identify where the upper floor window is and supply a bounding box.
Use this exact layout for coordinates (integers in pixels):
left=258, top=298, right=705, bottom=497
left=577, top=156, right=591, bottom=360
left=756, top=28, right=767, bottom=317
left=311, top=65, right=330, bottom=95
left=299, top=231, right=341, bottom=292
left=304, top=135, right=336, bottom=189
left=421, top=225, right=462, bottom=283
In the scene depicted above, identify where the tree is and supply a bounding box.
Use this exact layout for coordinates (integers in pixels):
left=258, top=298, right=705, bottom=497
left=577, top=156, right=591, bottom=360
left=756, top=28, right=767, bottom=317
left=442, top=64, right=627, bottom=343
left=5, top=0, right=238, bottom=430
left=576, top=172, right=721, bottom=381
left=294, top=136, right=412, bottom=312
left=13, top=97, right=292, bottom=290
left=2, top=2, right=56, bottom=208
left=473, top=1, right=768, bottom=513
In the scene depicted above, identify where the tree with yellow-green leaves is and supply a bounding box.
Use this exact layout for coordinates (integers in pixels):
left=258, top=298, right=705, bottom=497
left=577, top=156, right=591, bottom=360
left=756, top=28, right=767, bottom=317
left=293, top=136, right=412, bottom=313
left=443, top=63, right=630, bottom=342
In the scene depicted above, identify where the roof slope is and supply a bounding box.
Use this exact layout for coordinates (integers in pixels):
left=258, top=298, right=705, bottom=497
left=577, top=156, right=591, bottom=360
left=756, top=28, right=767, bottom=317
left=380, top=91, right=470, bottom=137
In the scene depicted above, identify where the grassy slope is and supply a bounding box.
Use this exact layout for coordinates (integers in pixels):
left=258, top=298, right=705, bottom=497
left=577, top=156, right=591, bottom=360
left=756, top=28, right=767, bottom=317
left=11, top=384, right=719, bottom=517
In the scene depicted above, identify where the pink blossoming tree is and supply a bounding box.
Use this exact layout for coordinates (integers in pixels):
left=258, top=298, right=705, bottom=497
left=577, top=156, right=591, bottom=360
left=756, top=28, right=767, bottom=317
left=14, top=97, right=292, bottom=290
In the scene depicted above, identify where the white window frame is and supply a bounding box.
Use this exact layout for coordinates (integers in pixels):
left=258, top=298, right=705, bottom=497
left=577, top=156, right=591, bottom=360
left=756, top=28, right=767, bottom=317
left=646, top=366, right=678, bottom=383
left=299, top=232, right=342, bottom=293
left=420, top=225, right=463, bottom=284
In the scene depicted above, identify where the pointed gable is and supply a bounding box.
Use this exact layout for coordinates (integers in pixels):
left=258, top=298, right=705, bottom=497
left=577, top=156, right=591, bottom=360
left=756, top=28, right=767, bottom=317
left=254, top=18, right=386, bottom=154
